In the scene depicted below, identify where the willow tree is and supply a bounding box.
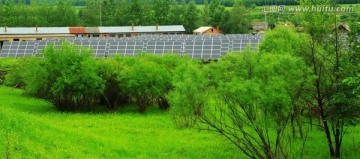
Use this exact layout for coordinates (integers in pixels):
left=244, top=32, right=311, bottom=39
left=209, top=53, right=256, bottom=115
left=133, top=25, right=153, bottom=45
left=168, top=50, right=313, bottom=158
left=298, top=0, right=360, bottom=157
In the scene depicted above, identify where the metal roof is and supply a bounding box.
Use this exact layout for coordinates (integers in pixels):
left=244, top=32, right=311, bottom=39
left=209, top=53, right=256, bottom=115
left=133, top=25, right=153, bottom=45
left=193, top=27, right=213, bottom=33
left=69, top=27, right=86, bottom=34
left=0, top=25, right=186, bottom=35
left=99, top=25, right=186, bottom=33
left=86, top=27, right=100, bottom=33
left=0, top=27, right=70, bottom=35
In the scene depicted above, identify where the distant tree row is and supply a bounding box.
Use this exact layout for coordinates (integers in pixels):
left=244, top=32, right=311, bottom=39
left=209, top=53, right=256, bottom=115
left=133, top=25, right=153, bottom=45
left=0, top=0, right=78, bottom=27
left=0, top=0, right=251, bottom=34
left=0, top=0, right=357, bottom=33
left=79, top=0, right=249, bottom=33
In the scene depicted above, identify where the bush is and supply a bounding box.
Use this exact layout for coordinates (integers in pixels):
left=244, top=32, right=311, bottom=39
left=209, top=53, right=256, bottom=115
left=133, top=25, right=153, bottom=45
left=0, top=58, right=19, bottom=86
left=167, top=60, right=206, bottom=128
left=142, top=54, right=187, bottom=110
left=23, top=41, right=104, bottom=111
left=97, top=57, right=129, bottom=111
left=118, top=55, right=172, bottom=113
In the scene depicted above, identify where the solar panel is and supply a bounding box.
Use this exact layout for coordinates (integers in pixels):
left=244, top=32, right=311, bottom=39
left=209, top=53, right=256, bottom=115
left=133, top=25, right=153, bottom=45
left=184, top=40, right=223, bottom=59
left=0, top=34, right=267, bottom=59
left=108, top=41, right=144, bottom=57
left=0, top=41, right=36, bottom=57
left=145, top=41, right=182, bottom=55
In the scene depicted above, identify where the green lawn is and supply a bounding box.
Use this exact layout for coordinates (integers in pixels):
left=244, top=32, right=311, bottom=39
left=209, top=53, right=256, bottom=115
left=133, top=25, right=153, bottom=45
left=0, top=86, right=359, bottom=158
left=0, top=86, right=241, bottom=159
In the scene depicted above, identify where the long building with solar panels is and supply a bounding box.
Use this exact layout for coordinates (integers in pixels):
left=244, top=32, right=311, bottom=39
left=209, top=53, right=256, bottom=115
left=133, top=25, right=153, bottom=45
left=0, top=25, right=186, bottom=42
left=0, top=34, right=264, bottom=60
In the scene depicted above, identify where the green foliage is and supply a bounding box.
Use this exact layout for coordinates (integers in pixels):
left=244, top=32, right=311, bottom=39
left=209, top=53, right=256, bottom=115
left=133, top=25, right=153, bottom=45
left=127, top=0, right=143, bottom=25
left=208, top=0, right=225, bottom=27
left=97, top=57, right=129, bottom=111
left=52, top=0, right=78, bottom=26
left=0, top=58, right=18, bottom=85
left=166, top=49, right=314, bottom=158
left=0, top=0, right=79, bottom=27
left=118, top=55, right=172, bottom=113
left=184, top=0, right=200, bottom=34
left=79, top=0, right=101, bottom=26
left=260, top=26, right=308, bottom=56
left=152, top=0, right=171, bottom=25
left=167, top=60, right=206, bottom=128
left=17, top=42, right=104, bottom=112
left=168, top=0, right=187, bottom=25
left=4, top=57, right=45, bottom=93
left=287, top=1, right=360, bottom=157
left=200, top=0, right=210, bottom=26
left=223, top=0, right=250, bottom=33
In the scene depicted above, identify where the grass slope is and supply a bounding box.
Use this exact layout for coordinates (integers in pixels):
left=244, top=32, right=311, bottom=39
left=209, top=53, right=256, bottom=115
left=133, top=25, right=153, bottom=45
left=0, top=86, right=240, bottom=159
left=0, top=86, right=359, bottom=158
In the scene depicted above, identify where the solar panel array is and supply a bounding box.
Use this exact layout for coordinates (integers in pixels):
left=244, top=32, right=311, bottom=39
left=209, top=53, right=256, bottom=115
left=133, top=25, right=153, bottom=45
left=0, top=41, right=36, bottom=57
left=0, top=34, right=264, bottom=59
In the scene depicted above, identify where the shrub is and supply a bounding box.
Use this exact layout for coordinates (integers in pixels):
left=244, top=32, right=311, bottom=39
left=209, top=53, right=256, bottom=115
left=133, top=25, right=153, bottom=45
left=167, top=60, right=206, bottom=127
left=118, top=55, right=172, bottom=113
left=0, top=58, right=19, bottom=86
left=142, top=54, right=186, bottom=110
left=97, top=57, right=129, bottom=111
left=23, top=41, right=104, bottom=111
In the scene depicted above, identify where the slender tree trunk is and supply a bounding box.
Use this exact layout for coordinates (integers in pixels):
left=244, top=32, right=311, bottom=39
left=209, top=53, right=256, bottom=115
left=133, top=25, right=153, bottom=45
left=322, top=119, right=335, bottom=156
left=296, top=116, right=304, bottom=139
left=291, top=114, right=296, bottom=138
left=334, top=121, right=341, bottom=158
left=333, top=10, right=342, bottom=159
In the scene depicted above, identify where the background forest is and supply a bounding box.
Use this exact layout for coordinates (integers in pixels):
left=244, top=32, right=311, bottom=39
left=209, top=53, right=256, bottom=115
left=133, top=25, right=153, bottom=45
left=0, top=0, right=359, bottom=34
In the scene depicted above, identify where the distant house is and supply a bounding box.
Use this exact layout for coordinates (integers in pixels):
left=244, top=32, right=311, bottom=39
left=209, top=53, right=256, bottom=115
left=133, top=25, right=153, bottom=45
left=332, top=23, right=351, bottom=33
left=193, top=26, right=222, bottom=35
left=251, top=22, right=268, bottom=33
left=0, top=25, right=186, bottom=42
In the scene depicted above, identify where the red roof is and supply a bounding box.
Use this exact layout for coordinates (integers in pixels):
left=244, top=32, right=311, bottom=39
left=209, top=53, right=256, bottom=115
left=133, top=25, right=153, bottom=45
left=69, top=27, right=86, bottom=34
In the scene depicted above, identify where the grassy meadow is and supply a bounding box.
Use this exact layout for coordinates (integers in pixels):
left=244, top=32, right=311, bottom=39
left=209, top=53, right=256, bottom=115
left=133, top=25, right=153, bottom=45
left=0, top=86, right=241, bottom=159
left=0, top=86, right=359, bottom=158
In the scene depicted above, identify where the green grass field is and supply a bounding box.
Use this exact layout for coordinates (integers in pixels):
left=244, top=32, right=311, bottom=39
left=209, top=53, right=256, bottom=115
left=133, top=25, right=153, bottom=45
left=0, top=86, right=241, bottom=159
left=0, top=86, right=359, bottom=158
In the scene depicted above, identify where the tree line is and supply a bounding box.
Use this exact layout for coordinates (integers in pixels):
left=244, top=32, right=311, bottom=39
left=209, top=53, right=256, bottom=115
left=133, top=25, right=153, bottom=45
left=80, top=0, right=250, bottom=34
left=1, top=0, right=358, bottom=34
left=0, top=0, right=78, bottom=27
left=0, top=0, right=250, bottom=34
